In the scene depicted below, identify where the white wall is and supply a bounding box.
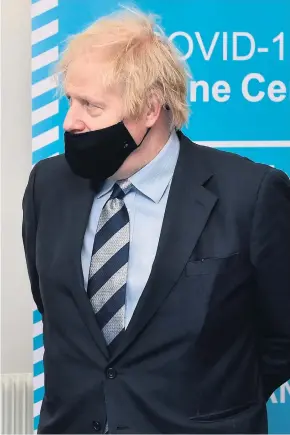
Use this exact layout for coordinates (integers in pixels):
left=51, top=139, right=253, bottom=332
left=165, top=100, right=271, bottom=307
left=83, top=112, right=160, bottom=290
left=1, top=0, right=33, bottom=374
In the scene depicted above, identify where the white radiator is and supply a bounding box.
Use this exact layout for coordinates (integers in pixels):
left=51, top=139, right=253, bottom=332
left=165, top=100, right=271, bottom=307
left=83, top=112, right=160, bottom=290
left=1, top=373, right=33, bottom=434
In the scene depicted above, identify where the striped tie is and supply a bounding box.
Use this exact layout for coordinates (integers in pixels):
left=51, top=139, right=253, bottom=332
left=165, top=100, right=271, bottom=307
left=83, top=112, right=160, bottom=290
left=87, top=179, right=132, bottom=353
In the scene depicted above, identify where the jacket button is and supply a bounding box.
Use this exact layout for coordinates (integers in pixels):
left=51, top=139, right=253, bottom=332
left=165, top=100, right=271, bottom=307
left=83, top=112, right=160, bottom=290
left=106, top=367, right=117, bottom=379
left=92, top=421, right=101, bottom=432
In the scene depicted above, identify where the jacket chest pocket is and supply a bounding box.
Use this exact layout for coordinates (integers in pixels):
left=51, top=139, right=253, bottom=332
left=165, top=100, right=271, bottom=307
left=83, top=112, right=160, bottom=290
left=185, top=252, right=252, bottom=289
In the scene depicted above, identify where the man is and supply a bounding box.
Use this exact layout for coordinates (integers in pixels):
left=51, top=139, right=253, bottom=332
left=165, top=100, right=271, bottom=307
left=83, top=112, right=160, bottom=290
left=22, top=8, right=290, bottom=434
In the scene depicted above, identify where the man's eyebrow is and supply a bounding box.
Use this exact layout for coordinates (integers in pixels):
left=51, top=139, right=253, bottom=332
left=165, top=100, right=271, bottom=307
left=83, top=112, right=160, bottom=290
left=65, top=92, right=105, bottom=106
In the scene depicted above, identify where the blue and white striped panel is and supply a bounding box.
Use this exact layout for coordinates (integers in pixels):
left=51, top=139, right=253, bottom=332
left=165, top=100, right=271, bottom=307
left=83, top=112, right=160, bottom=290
left=31, top=0, right=61, bottom=432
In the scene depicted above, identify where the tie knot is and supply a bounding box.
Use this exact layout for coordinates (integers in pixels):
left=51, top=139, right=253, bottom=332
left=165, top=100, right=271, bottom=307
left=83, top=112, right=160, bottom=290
left=111, top=179, right=132, bottom=200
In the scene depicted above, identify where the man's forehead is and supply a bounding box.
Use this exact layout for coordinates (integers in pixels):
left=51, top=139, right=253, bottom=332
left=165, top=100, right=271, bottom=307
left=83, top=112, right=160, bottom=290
left=63, top=56, right=118, bottom=98
left=65, top=57, right=104, bottom=84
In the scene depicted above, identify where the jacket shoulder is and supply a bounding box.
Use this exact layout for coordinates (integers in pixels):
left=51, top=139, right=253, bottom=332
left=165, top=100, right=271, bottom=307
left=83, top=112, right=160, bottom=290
left=32, top=154, right=78, bottom=189
left=34, top=154, right=70, bottom=177
left=180, top=133, right=274, bottom=183
left=178, top=132, right=289, bottom=210
left=30, top=154, right=85, bottom=211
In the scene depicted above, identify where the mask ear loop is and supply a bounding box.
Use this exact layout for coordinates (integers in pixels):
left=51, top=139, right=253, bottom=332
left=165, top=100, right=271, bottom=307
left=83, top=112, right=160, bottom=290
left=138, top=127, right=151, bottom=147
left=137, top=103, right=170, bottom=144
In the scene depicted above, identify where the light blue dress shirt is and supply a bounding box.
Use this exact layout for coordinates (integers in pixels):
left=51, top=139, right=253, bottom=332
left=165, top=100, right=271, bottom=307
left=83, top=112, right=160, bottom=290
left=81, top=130, right=180, bottom=329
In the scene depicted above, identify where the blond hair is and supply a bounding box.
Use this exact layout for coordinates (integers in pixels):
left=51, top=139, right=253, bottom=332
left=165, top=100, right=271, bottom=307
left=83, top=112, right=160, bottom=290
left=58, top=7, right=190, bottom=129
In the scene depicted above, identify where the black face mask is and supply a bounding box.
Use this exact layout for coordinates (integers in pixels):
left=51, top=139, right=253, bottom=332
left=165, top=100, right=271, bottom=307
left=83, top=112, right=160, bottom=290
left=64, top=121, right=150, bottom=181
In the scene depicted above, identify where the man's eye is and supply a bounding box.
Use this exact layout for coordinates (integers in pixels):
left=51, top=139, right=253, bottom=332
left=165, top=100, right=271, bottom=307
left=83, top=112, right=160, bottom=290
left=85, top=101, right=100, bottom=109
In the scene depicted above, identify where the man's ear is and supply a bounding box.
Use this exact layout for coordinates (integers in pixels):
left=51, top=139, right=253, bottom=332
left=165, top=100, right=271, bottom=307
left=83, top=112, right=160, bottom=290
left=145, top=94, right=162, bottom=128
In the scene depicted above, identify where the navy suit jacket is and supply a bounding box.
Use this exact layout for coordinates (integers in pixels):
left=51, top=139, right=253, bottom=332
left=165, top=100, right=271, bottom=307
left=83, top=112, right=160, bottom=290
left=22, top=132, right=290, bottom=434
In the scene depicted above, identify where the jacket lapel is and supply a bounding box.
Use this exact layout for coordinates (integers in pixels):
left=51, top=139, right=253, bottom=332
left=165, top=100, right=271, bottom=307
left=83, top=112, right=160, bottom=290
left=112, top=133, right=218, bottom=361
left=62, top=174, right=110, bottom=360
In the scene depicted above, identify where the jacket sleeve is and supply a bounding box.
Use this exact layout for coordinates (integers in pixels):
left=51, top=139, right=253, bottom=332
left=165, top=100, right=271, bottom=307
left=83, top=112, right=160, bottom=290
left=250, top=167, right=290, bottom=400
left=22, top=162, right=44, bottom=315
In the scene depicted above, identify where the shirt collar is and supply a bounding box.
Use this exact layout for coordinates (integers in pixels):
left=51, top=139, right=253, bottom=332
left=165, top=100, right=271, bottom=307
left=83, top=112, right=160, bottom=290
left=95, top=178, right=115, bottom=199
left=95, top=129, right=180, bottom=203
